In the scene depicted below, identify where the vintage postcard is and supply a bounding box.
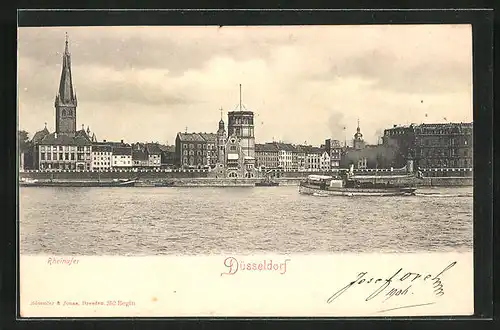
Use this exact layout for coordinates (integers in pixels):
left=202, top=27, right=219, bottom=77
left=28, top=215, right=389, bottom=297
left=18, top=24, right=474, bottom=317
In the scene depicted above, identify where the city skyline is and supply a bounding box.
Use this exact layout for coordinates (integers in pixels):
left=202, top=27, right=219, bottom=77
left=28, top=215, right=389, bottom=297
left=18, top=25, right=473, bottom=146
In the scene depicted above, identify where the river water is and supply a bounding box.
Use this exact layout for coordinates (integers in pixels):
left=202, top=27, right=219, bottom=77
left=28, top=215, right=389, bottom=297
left=19, top=186, right=473, bottom=255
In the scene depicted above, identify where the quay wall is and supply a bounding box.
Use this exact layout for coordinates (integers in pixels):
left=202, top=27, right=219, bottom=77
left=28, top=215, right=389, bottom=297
left=19, top=169, right=210, bottom=180
left=419, top=177, right=473, bottom=187
left=19, top=170, right=473, bottom=187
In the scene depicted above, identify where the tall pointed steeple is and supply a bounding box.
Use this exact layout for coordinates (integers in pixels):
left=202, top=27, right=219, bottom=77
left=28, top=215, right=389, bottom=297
left=56, top=32, right=77, bottom=106
left=55, top=33, right=78, bottom=137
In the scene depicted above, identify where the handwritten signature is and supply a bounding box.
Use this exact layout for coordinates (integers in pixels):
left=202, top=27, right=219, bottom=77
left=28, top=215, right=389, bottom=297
left=326, top=261, right=457, bottom=311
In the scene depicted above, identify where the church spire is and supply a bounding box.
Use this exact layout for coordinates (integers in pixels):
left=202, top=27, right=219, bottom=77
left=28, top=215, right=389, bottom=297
left=56, top=32, right=77, bottom=106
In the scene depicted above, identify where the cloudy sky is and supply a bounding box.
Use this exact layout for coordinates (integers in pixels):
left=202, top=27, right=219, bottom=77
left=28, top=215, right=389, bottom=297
left=18, top=25, right=472, bottom=146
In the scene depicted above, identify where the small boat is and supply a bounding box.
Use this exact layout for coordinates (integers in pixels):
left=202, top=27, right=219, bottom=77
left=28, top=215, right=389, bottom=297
left=299, top=173, right=417, bottom=197
left=134, top=180, right=155, bottom=187
left=154, top=180, right=175, bottom=187
left=255, top=176, right=279, bottom=187
left=20, top=178, right=136, bottom=187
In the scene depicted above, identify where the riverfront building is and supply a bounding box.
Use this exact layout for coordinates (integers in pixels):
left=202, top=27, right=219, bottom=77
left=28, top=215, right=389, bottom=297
left=111, top=145, right=133, bottom=168
left=175, top=133, right=211, bottom=168
left=198, top=133, right=218, bottom=167
left=91, top=143, right=113, bottom=170
left=324, top=139, right=342, bottom=168
left=383, top=122, right=473, bottom=169
left=274, top=143, right=296, bottom=171
left=132, top=148, right=148, bottom=168
left=145, top=143, right=162, bottom=168
left=255, top=143, right=280, bottom=170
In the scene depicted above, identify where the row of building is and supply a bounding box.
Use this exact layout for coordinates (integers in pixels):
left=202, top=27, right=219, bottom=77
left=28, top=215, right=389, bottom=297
left=26, top=124, right=176, bottom=171
left=21, top=35, right=474, bottom=177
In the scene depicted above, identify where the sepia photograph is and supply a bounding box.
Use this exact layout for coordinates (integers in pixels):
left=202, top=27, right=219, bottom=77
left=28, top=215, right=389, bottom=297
left=18, top=23, right=474, bottom=317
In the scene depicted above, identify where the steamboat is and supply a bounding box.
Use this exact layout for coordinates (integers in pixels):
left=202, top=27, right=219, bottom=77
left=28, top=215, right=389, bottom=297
left=299, top=162, right=420, bottom=197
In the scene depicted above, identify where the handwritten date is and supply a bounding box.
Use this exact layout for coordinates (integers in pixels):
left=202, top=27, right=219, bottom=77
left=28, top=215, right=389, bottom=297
left=327, top=261, right=456, bottom=303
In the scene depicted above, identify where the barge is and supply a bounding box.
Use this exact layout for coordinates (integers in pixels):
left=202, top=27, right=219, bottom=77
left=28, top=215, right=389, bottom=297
left=20, top=178, right=136, bottom=187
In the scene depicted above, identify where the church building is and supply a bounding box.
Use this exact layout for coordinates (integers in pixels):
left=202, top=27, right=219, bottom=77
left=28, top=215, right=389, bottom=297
left=29, top=34, right=96, bottom=171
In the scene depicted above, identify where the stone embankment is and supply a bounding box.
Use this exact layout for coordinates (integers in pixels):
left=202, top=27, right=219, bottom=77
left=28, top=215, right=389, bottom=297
left=19, top=170, right=473, bottom=187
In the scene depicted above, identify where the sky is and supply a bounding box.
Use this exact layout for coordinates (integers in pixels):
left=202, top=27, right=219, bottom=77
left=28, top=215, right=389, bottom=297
left=18, top=25, right=472, bottom=146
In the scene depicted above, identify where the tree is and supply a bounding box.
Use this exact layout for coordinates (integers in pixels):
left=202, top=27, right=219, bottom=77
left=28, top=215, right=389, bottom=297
left=18, top=130, right=31, bottom=153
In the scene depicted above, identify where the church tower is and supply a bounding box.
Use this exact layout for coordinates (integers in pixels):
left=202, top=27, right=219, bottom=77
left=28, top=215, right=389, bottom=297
left=217, top=107, right=227, bottom=165
left=353, top=119, right=365, bottom=150
left=54, top=33, right=77, bottom=137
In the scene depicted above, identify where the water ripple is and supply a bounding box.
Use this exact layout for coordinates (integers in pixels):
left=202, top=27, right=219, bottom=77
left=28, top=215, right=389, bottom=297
left=19, top=186, right=473, bottom=255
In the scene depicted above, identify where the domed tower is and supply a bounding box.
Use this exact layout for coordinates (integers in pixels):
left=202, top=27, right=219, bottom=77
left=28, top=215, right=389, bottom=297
left=217, top=107, right=227, bottom=165
left=353, top=119, right=365, bottom=150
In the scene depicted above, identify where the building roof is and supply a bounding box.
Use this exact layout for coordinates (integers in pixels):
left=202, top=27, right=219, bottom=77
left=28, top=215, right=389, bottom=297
left=132, top=150, right=148, bottom=160
left=177, top=132, right=218, bottom=143
left=38, top=132, right=91, bottom=146
left=227, top=110, right=254, bottom=116
left=103, top=141, right=130, bottom=148
left=307, top=147, right=324, bottom=154
left=199, top=133, right=217, bottom=143
left=132, top=142, right=145, bottom=150
left=327, top=139, right=342, bottom=147
left=75, top=129, right=91, bottom=140
left=158, top=144, right=175, bottom=153
left=92, top=145, right=112, bottom=152
left=281, top=143, right=297, bottom=152
left=32, top=127, right=50, bottom=144
left=157, top=144, right=173, bottom=152
left=113, top=146, right=132, bottom=155
left=255, top=143, right=279, bottom=153
left=146, top=143, right=162, bottom=154
left=177, top=132, right=206, bottom=142
left=294, top=144, right=312, bottom=153
left=387, top=122, right=473, bottom=132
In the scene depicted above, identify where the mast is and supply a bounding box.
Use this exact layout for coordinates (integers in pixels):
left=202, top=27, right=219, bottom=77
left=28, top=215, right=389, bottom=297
left=239, top=84, right=242, bottom=111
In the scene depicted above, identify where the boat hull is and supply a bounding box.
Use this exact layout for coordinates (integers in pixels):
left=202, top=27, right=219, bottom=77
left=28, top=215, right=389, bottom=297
left=299, top=184, right=416, bottom=196
left=255, top=182, right=279, bottom=187
left=20, top=180, right=136, bottom=187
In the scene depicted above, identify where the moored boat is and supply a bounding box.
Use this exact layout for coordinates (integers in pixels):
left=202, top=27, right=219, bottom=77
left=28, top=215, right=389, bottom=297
left=255, top=177, right=279, bottom=187
left=154, top=180, right=175, bottom=187
left=299, top=174, right=417, bottom=197
left=20, top=178, right=136, bottom=187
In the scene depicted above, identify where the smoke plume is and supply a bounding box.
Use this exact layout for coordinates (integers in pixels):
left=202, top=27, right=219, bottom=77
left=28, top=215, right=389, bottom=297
left=374, top=128, right=384, bottom=144
left=340, top=144, right=401, bottom=169
left=327, top=111, right=347, bottom=141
